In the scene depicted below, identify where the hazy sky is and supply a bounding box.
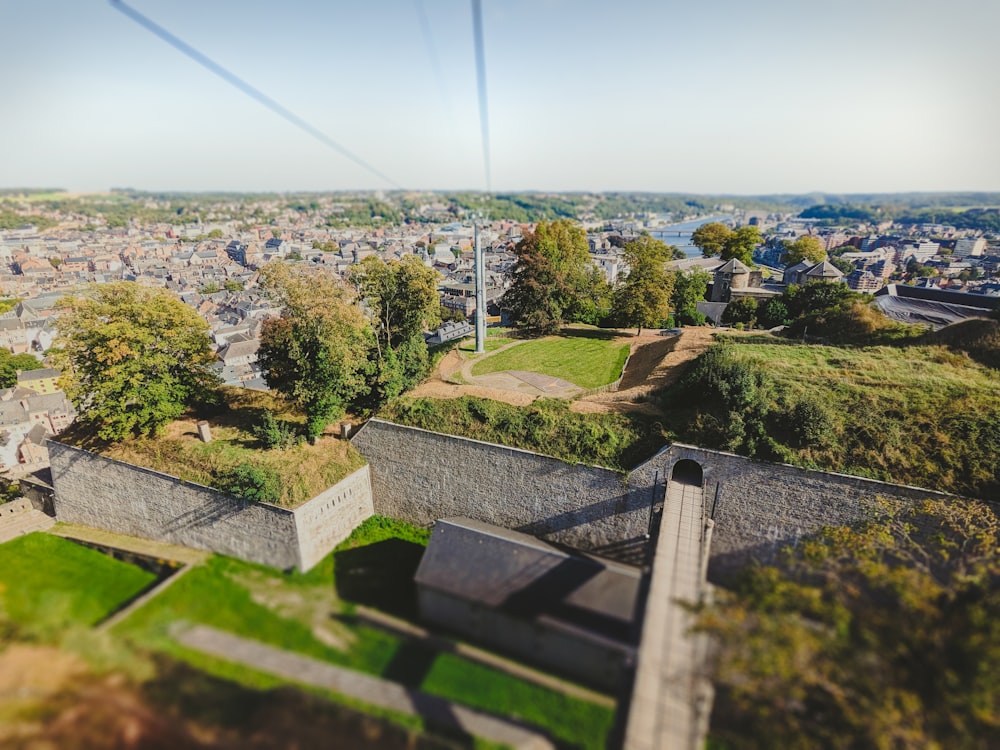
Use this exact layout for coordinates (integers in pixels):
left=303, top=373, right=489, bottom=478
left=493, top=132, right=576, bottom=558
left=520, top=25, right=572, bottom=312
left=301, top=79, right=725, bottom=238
left=3, top=0, right=998, bottom=194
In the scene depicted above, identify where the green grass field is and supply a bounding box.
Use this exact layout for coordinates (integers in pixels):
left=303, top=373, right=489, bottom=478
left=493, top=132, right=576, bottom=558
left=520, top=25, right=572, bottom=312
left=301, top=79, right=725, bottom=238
left=667, top=336, right=1000, bottom=497
left=0, top=533, right=156, bottom=637
left=114, top=517, right=613, bottom=749
left=471, top=334, right=630, bottom=389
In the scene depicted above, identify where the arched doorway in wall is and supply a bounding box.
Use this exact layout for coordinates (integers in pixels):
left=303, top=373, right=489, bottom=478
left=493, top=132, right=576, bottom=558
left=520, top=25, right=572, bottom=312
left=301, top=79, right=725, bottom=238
left=670, top=458, right=704, bottom=487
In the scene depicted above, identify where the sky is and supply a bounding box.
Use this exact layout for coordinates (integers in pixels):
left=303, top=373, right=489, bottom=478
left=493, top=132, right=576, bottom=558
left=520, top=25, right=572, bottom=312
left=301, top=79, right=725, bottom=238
left=2, top=0, right=999, bottom=195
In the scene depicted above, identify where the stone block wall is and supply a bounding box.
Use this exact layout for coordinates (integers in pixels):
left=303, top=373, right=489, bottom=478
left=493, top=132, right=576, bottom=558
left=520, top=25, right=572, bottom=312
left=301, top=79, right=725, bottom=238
left=351, top=420, right=644, bottom=559
left=48, top=442, right=373, bottom=571
left=629, top=443, right=947, bottom=578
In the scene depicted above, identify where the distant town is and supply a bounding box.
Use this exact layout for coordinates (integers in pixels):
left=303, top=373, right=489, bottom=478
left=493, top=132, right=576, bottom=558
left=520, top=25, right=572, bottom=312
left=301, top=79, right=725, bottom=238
left=0, top=188, right=996, bottom=474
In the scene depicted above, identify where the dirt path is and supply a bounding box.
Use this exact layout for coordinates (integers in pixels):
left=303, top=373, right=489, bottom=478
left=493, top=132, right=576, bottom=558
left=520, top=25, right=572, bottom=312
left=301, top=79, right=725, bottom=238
left=408, top=328, right=717, bottom=415
left=571, top=327, right=716, bottom=414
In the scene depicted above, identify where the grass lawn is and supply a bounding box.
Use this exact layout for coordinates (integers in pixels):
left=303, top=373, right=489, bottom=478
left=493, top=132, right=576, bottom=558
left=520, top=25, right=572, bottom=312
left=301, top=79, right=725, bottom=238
left=458, top=336, right=514, bottom=353
left=61, top=388, right=367, bottom=508
left=114, top=516, right=614, bottom=750
left=471, top=333, right=630, bottom=389
left=670, top=336, right=1000, bottom=497
left=0, top=533, right=156, bottom=637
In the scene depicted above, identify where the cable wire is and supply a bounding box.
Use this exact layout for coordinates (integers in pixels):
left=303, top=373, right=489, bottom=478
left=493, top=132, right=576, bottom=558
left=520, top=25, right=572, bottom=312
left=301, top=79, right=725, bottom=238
left=108, top=0, right=401, bottom=189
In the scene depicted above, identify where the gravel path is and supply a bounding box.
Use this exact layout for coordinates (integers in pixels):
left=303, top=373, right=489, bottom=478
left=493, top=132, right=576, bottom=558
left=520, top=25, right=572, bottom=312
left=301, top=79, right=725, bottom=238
left=173, top=623, right=555, bottom=750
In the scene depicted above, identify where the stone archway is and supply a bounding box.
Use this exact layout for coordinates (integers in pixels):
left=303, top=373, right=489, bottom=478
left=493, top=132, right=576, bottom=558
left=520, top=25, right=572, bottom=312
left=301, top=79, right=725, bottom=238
left=670, top=458, right=704, bottom=487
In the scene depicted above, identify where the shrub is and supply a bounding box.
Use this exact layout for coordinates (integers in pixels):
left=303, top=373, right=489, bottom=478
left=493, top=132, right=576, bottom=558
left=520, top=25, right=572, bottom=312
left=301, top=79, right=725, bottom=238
left=217, top=462, right=282, bottom=504
left=785, top=395, right=836, bottom=449
left=251, top=410, right=300, bottom=449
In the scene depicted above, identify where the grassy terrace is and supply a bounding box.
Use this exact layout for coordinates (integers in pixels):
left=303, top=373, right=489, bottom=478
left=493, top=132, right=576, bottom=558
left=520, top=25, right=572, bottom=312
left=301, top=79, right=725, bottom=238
left=470, top=329, right=630, bottom=389
left=59, top=388, right=367, bottom=508
left=0, top=521, right=615, bottom=749
left=113, top=517, right=616, bottom=749
left=0, top=534, right=156, bottom=638
left=672, top=336, right=1000, bottom=497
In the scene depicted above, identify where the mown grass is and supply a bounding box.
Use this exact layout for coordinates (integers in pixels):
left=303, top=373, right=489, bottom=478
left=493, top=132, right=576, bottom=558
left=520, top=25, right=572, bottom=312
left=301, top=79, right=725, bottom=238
left=0, top=533, right=156, bottom=637
left=471, top=335, right=630, bottom=389
left=667, top=336, right=1000, bottom=497
left=61, top=388, right=367, bottom=508
left=383, top=395, right=666, bottom=471
left=114, top=517, right=612, bottom=749
left=458, top=336, right=514, bottom=353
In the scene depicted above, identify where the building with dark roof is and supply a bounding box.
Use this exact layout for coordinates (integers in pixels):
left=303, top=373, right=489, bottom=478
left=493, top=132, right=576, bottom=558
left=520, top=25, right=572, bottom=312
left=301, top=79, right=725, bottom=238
left=414, top=516, right=642, bottom=690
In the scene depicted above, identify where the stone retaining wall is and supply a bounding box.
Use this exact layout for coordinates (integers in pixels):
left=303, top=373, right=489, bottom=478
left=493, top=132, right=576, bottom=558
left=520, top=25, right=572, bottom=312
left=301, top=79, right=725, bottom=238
left=628, top=443, right=946, bottom=578
left=351, top=419, right=644, bottom=559
left=48, top=442, right=372, bottom=571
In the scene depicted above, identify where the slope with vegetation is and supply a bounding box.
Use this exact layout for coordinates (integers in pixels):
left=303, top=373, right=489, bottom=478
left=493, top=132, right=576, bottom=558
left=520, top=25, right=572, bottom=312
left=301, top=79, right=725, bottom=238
left=663, top=336, right=1000, bottom=498
left=700, top=497, right=1000, bottom=749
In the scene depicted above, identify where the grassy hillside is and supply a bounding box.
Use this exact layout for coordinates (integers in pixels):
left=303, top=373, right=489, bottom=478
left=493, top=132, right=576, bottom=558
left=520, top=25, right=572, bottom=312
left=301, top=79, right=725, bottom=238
left=382, top=396, right=666, bottom=471
left=663, top=336, right=1000, bottom=498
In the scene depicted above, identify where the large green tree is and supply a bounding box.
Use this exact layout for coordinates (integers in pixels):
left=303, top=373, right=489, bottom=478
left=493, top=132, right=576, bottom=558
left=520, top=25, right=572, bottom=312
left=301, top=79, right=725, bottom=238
left=348, top=254, right=440, bottom=356
left=692, top=222, right=762, bottom=265
left=258, top=262, right=374, bottom=438
left=723, top=226, right=763, bottom=265
left=502, top=220, right=605, bottom=334
left=52, top=282, right=217, bottom=441
left=349, top=254, right=441, bottom=406
left=700, top=497, right=1000, bottom=749
left=692, top=222, right=732, bottom=258
left=671, top=268, right=711, bottom=325
left=611, top=235, right=675, bottom=334
left=781, top=235, right=826, bottom=266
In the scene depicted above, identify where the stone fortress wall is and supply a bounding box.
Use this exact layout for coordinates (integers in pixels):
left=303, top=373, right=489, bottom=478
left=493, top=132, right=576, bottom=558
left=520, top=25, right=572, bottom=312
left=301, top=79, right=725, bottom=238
left=48, top=441, right=372, bottom=571
left=351, top=421, right=946, bottom=575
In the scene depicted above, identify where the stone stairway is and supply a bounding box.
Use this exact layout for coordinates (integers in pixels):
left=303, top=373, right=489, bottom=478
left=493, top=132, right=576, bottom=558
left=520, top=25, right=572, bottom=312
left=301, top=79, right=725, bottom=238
left=0, top=498, right=55, bottom=544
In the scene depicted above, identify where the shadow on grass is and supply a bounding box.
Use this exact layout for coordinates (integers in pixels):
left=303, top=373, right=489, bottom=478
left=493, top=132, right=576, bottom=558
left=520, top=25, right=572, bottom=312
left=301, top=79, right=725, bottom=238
left=334, top=539, right=427, bottom=620
left=141, top=656, right=460, bottom=749
left=558, top=326, right=622, bottom=340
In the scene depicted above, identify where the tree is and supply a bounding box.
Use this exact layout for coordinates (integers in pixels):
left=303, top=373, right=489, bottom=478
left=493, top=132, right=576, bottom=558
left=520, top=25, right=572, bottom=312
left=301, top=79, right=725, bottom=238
left=722, top=296, right=758, bottom=328
left=672, top=268, right=711, bottom=325
left=611, top=235, right=674, bottom=334
left=223, top=279, right=243, bottom=292
left=723, top=226, right=762, bottom=266
left=258, top=262, right=374, bottom=438
left=349, top=255, right=441, bottom=406
left=693, top=223, right=762, bottom=265
left=699, top=497, right=1000, bottom=749
left=349, top=255, right=440, bottom=356
left=51, top=282, right=218, bottom=441
left=0, top=351, right=43, bottom=389
left=781, top=235, right=826, bottom=266
left=502, top=219, right=599, bottom=335
left=692, top=222, right=732, bottom=258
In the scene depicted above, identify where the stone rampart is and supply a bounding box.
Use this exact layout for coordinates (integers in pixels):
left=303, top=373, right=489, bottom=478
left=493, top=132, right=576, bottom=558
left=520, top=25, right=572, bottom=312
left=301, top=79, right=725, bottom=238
left=629, top=443, right=947, bottom=578
left=48, top=442, right=372, bottom=571
left=351, top=419, right=643, bottom=558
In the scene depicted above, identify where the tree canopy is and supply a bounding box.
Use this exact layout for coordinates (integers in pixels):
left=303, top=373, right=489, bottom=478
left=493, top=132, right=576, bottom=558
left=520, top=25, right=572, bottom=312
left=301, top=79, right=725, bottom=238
left=672, top=268, right=711, bottom=326
left=611, top=235, right=674, bottom=334
left=52, top=282, right=217, bottom=441
left=691, top=222, right=761, bottom=265
left=700, top=497, right=1000, bottom=749
left=349, top=254, right=440, bottom=355
left=502, top=219, right=606, bottom=334
left=0, top=351, right=44, bottom=389
left=258, top=262, right=374, bottom=438
left=781, top=235, right=826, bottom=266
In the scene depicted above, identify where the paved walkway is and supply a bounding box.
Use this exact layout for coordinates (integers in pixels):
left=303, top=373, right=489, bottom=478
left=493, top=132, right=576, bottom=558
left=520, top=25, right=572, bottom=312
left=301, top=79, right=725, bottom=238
left=624, top=479, right=713, bottom=750
left=354, top=605, right=615, bottom=707
left=48, top=523, right=209, bottom=565
left=174, top=623, right=555, bottom=750
left=0, top=500, right=54, bottom=544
